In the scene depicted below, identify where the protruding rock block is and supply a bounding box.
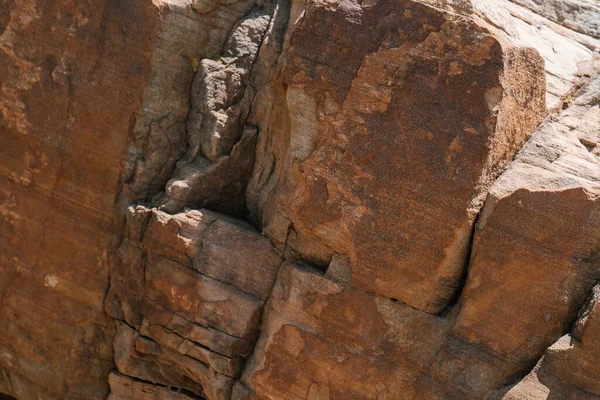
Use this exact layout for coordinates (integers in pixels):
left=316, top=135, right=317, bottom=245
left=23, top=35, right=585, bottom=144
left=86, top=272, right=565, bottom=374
left=500, top=285, right=600, bottom=399
left=106, top=207, right=283, bottom=398
left=247, top=0, right=547, bottom=313
left=145, top=255, right=263, bottom=340
left=454, top=74, right=600, bottom=366
left=114, top=322, right=235, bottom=399
left=242, top=262, right=449, bottom=399
left=143, top=209, right=283, bottom=300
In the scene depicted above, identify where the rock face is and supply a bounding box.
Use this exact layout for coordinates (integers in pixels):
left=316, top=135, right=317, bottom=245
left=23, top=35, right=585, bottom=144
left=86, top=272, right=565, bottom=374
left=454, top=71, right=600, bottom=368
left=0, top=1, right=165, bottom=398
left=105, top=207, right=282, bottom=399
left=1, top=1, right=600, bottom=400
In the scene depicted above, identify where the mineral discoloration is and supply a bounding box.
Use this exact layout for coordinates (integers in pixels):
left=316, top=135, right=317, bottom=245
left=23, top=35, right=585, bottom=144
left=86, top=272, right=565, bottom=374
left=2, top=1, right=600, bottom=399
left=247, top=0, right=546, bottom=314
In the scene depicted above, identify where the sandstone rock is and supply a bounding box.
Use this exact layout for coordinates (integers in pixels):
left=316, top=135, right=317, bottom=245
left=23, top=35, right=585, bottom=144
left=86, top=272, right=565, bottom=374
left=139, top=322, right=242, bottom=377
left=132, top=1, right=279, bottom=216
left=241, top=22, right=600, bottom=400
left=500, top=285, right=600, bottom=399
left=141, top=299, right=253, bottom=359
left=145, top=255, right=263, bottom=340
left=106, top=206, right=283, bottom=398
left=242, top=262, right=449, bottom=399
left=500, top=362, right=600, bottom=400
left=510, top=0, right=600, bottom=38
left=0, top=0, right=166, bottom=398
left=467, top=0, right=600, bottom=107
left=454, top=73, right=600, bottom=367
left=247, top=0, right=547, bottom=314
left=4, top=0, right=600, bottom=399
left=143, top=208, right=283, bottom=300
left=241, top=262, right=541, bottom=399
left=114, top=322, right=235, bottom=399
left=121, top=0, right=259, bottom=205
left=108, top=372, right=201, bottom=400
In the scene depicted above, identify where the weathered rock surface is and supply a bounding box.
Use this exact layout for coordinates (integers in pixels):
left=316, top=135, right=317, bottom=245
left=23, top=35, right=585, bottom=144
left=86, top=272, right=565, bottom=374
left=510, top=0, right=600, bottom=38
left=105, top=207, right=282, bottom=399
left=499, top=286, right=600, bottom=399
left=2, top=0, right=600, bottom=399
left=469, top=0, right=600, bottom=107
left=240, top=30, right=600, bottom=400
left=242, top=262, right=450, bottom=399
left=120, top=0, right=260, bottom=207
left=491, top=72, right=600, bottom=399
left=454, top=71, right=600, bottom=366
left=247, top=0, right=549, bottom=314
left=108, top=372, right=202, bottom=400
left=0, top=1, right=165, bottom=398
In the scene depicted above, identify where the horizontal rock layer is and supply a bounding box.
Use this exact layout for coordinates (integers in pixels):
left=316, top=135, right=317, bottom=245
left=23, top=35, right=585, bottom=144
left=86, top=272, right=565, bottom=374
left=105, top=207, right=283, bottom=399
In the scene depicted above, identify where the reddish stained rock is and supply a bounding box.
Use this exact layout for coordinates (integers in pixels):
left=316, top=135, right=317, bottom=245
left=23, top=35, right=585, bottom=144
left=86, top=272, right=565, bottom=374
left=3, top=0, right=600, bottom=399
left=107, top=372, right=200, bottom=400
left=246, top=0, right=547, bottom=314
left=106, top=206, right=283, bottom=398
left=143, top=208, right=283, bottom=300
left=145, top=255, right=264, bottom=340
left=241, top=262, right=449, bottom=399
left=499, top=285, right=600, bottom=399
left=240, top=50, right=600, bottom=400
left=113, top=322, right=235, bottom=400
left=454, top=73, right=600, bottom=365
left=0, top=0, right=163, bottom=398
left=240, top=262, right=532, bottom=399
left=141, top=299, right=253, bottom=360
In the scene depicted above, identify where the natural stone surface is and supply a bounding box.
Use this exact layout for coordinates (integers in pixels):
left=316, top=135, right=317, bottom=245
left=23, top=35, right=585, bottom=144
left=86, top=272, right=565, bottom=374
left=454, top=71, right=600, bottom=365
left=499, top=285, right=600, bottom=399
left=242, top=262, right=449, bottom=399
left=470, top=0, right=600, bottom=107
left=3, top=0, right=600, bottom=399
left=240, top=38, right=600, bottom=400
left=510, top=0, right=600, bottom=38
left=0, top=0, right=165, bottom=398
left=108, top=372, right=202, bottom=400
left=247, top=0, right=547, bottom=314
left=106, top=207, right=282, bottom=399
left=120, top=0, right=259, bottom=206
left=240, top=263, right=551, bottom=399
left=124, top=0, right=279, bottom=217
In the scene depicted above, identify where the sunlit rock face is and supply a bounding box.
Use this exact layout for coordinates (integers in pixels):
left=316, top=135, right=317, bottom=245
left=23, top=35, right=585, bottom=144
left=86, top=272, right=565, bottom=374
left=246, top=0, right=548, bottom=315
left=1, top=0, right=599, bottom=399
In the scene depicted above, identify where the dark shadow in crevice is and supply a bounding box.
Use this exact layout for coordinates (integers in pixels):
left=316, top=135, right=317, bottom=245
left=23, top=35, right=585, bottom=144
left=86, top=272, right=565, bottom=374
left=437, top=212, right=481, bottom=318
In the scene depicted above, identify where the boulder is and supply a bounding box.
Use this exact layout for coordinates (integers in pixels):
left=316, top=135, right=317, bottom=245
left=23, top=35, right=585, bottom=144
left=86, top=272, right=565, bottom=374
left=246, top=0, right=547, bottom=314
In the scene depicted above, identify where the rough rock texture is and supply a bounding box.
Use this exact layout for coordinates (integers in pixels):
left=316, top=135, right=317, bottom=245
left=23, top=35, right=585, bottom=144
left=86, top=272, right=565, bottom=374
left=247, top=0, right=548, bottom=314
left=0, top=1, right=165, bottom=398
left=510, top=0, right=600, bottom=38
left=469, top=0, right=600, bottom=107
left=2, top=0, right=600, bottom=400
left=105, top=207, right=282, bottom=399
left=120, top=0, right=260, bottom=208
left=108, top=372, right=203, bottom=400
left=492, top=68, right=600, bottom=400
left=499, top=286, right=600, bottom=399
left=241, top=262, right=450, bottom=399
left=454, top=71, right=600, bottom=368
